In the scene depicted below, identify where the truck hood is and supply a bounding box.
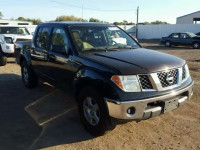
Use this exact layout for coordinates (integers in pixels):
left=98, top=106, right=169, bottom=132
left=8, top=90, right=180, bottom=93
left=82, top=48, right=185, bottom=75
left=2, top=34, right=32, bottom=42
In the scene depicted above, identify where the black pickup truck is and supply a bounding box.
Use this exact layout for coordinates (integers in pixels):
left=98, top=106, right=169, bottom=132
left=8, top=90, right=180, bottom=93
left=16, top=22, right=194, bottom=135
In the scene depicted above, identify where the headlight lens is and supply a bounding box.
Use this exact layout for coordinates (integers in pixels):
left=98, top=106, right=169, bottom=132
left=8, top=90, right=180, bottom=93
left=111, top=75, right=141, bottom=92
left=185, top=64, right=190, bottom=78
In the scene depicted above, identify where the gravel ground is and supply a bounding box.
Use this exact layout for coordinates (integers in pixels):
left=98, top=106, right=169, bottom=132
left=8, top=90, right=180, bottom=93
left=0, top=43, right=199, bottom=150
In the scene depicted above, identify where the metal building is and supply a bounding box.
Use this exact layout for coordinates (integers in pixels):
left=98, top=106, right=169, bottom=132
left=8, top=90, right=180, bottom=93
left=0, top=19, right=33, bottom=25
left=176, top=11, right=200, bottom=24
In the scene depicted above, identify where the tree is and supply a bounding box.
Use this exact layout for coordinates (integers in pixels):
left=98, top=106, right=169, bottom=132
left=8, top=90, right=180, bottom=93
left=143, top=21, right=169, bottom=25
left=113, top=21, right=135, bottom=25
left=17, top=17, right=43, bottom=25
left=0, top=12, right=3, bottom=19
left=17, top=17, right=26, bottom=21
left=151, top=20, right=169, bottom=25
left=89, top=18, right=101, bottom=22
left=55, top=15, right=87, bottom=22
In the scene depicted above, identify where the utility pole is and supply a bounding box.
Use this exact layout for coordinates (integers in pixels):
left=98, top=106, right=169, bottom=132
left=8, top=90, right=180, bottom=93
left=136, top=6, right=139, bottom=38
left=81, top=0, right=84, bottom=22
left=82, top=4, right=83, bottom=21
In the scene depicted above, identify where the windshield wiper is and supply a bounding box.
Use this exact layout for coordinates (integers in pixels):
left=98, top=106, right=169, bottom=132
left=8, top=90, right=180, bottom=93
left=82, top=47, right=119, bottom=53
left=107, top=46, right=137, bottom=50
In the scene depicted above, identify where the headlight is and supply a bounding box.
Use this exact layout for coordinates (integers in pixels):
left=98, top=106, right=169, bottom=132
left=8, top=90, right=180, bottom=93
left=5, top=37, right=13, bottom=44
left=111, top=75, right=141, bottom=92
left=185, top=64, right=190, bottom=78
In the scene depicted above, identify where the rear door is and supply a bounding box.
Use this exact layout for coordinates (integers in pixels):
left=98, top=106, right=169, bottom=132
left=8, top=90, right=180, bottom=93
left=31, top=26, right=52, bottom=80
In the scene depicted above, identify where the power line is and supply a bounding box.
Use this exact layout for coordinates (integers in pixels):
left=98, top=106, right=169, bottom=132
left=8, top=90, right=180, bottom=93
left=50, top=0, right=136, bottom=12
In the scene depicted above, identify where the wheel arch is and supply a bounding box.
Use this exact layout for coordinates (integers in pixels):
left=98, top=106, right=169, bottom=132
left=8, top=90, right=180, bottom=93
left=19, top=50, right=32, bottom=66
left=73, top=67, right=118, bottom=102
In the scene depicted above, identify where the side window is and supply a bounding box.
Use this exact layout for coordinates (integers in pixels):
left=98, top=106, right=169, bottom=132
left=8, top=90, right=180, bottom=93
left=36, top=27, right=49, bottom=49
left=51, top=28, right=68, bottom=52
left=172, top=33, right=179, bottom=39
left=180, top=33, right=187, bottom=39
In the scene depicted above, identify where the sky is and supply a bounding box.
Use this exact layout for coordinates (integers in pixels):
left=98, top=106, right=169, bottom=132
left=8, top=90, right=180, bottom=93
left=0, top=0, right=200, bottom=24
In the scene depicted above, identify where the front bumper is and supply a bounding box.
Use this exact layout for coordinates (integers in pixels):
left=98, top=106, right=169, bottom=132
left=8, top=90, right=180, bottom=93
left=105, top=81, right=194, bottom=120
left=2, top=43, right=14, bottom=54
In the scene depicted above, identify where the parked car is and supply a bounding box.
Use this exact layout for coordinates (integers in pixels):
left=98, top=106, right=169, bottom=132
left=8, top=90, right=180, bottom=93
left=0, top=35, right=14, bottom=66
left=160, top=32, right=200, bottom=49
left=0, top=25, right=33, bottom=66
left=0, top=25, right=33, bottom=42
left=196, top=32, right=200, bottom=36
left=16, top=22, right=194, bottom=135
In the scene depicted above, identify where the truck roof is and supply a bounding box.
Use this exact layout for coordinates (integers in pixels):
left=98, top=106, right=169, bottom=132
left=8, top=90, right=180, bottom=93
left=0, top=25, right=29, bottom=28
left=39, top=22, right=115, bottom=27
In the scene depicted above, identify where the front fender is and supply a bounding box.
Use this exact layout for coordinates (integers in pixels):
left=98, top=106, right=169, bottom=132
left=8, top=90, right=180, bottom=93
left=73, top=67, right=118, bottom=100
left=19, top=49, right=32, bottom=66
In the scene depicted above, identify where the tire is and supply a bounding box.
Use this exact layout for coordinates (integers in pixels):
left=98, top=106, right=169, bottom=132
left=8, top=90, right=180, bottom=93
left=192, top=42, right=200, bottom=49
left=21, top=61, right=38, bottom=88
left=165, top=41, right=171, bottom=47
left=78, top=87, right=113, bottom=136
left=0, top=46, right=7, bottom=66
left=0, top=55, right=7, bottom=66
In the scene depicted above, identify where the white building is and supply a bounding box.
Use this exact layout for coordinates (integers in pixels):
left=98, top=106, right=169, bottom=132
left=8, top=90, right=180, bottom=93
left=0, top=19, right=33, bottom=25
left=176, top=11, right=200, bottom=24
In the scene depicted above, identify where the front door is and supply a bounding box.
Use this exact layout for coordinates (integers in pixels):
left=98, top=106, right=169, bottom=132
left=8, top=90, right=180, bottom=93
left=45, top=27, right=74, bottom=90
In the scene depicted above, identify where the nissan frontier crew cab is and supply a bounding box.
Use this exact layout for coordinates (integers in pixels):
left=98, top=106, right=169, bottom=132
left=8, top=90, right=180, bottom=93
left=16, top=22, right=194, bottom=136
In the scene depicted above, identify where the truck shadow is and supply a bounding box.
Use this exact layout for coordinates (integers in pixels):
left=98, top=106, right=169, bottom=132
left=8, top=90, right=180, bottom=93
left=0, top=74, right=93, bottom=150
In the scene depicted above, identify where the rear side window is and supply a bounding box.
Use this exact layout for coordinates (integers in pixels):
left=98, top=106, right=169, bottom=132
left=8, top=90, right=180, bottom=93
left=36, top=27, right=49, bottom=49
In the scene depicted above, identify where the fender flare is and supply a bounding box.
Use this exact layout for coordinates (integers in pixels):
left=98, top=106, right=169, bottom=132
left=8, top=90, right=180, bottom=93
left=73, top=67, right=118, bottom=101
left=19, top=49, right=32, bottom=66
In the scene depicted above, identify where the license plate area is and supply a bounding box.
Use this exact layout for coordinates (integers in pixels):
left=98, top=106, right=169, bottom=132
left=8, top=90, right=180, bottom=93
left=164, top=98, right=179, bottom=113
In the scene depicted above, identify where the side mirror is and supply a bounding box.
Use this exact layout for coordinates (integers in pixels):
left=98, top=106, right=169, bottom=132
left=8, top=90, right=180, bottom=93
left=52, top=45, right=66, bottom=55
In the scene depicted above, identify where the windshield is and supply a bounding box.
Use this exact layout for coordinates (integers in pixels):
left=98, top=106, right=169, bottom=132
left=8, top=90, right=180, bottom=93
left=70, top=26, right=140, bottom=52
left=0, top=27, right=30, bottom=35
left=187, top=32, right=196, bottom=38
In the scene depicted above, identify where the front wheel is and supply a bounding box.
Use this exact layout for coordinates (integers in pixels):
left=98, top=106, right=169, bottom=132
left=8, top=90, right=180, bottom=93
left=193, top=42, right=200, bottom=49
left=78, top=87, right=113, bottom=136
left=21, top=61, right=38, bottom=88
left=0, top=55, right=7, bottom=66
left=165, top=41, right=171, bottom=47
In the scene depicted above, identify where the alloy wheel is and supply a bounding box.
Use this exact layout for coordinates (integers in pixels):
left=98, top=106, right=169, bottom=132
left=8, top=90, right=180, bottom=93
left=83, top=97, right=100, bottom=126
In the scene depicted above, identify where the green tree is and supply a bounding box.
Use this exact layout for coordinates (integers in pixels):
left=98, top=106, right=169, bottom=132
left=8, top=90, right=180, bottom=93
left=17, top=17, right=43, bottom=25
left=0, top=12, right=3, bottom=19
left=18, top=17, right=26, bottom=21
left=89, top=18, right=101, bottom=22
left=143, top=21, right=169, bottom=25
left=55, top=15, right=87, bottom=22
left=114, top=21, right=135, bottom=25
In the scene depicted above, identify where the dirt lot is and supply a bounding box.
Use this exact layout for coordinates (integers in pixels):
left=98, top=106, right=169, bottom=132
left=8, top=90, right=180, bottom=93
left=0, top=43, right=199, bottom=150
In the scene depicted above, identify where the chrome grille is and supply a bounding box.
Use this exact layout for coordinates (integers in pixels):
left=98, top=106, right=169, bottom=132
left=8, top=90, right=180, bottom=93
left=157, top=69, right=178, bottom=88
left=138, top=75, right=153, bottom=89
left=182, top=66, right=186, bottom=80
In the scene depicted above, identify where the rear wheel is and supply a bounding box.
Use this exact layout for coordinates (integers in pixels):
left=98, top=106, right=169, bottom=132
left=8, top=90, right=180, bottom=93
left=78, top=87, right=113, bottom=136
left=165, top=41, right=171, bottom=47
left=21, top=61, right=38, bottom=88
left=193, top=42, right=200, bottom=49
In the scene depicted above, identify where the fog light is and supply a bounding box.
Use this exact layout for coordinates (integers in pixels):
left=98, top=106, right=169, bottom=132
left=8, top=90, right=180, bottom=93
left=127, top=107, right=136, bottom=115
left=6, top=46, right=9, bottom=50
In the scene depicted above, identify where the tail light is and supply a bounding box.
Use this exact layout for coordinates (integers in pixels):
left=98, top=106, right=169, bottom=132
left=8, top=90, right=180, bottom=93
left=14, top=44, right=16, bottom=55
